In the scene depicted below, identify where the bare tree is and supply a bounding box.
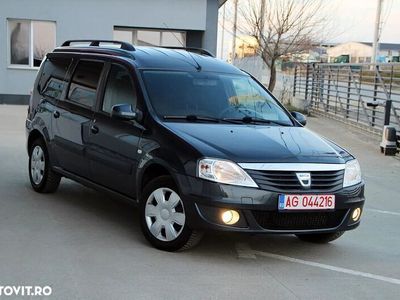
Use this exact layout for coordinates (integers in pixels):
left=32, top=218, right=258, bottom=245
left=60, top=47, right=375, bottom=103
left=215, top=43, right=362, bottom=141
left=240, top=0, right=329, bottom=92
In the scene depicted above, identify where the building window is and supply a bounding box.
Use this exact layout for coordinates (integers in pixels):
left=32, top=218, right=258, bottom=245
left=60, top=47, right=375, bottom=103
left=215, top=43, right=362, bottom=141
left=8, top=19, right=56, bottom=68
left=113, top=27, right=186, bottom=47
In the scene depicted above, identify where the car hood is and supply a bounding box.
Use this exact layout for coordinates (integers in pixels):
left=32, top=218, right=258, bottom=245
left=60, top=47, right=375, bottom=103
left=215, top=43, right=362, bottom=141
left=163, top=122, right=349, bottom=164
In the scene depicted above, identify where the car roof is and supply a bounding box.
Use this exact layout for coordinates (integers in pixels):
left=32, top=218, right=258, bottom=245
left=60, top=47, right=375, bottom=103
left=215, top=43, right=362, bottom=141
left=52, top=41, right=244, bottom=75
left=133, top=46, right=242, bottom=74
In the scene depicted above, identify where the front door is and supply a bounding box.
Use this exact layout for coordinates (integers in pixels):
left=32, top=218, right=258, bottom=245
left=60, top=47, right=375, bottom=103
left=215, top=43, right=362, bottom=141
left=87, top=63, right=143, bottom=197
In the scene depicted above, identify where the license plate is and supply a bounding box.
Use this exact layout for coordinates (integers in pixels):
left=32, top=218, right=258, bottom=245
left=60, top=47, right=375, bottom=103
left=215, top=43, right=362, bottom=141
left=278, top=194, right=335, bottom=210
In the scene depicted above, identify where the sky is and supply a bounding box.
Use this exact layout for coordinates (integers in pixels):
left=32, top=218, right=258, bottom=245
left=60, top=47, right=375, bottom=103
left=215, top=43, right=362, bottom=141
left=330, top=0, right=399, bottom=42
left=217, top=0, right=400, bottom=59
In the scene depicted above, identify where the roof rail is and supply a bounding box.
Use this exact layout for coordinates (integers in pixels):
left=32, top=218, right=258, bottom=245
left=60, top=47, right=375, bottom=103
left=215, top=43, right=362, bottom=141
left=161, top=46, right=214, bottom=57
left=61, top=40, right=135, bottom=51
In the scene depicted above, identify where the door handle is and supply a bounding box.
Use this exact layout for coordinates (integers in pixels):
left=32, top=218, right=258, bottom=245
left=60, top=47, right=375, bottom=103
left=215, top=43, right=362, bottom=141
left=53, top=110, right=60, bottom=118
left=90, top=125, right=99, bottom=134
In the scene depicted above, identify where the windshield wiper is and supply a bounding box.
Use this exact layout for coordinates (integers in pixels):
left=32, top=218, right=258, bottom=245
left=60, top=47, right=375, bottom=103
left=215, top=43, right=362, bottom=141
left=163, top=115, right=291, bottom=126
left=222, top=116, right=292, bottom=126
left=163, top=115, right=220, bottom=123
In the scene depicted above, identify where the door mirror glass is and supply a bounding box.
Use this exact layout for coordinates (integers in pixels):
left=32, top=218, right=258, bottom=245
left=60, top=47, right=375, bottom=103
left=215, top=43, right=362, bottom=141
left=291, top=111, right=307, bottom=126
left=111, top=104, right=139, bottom=121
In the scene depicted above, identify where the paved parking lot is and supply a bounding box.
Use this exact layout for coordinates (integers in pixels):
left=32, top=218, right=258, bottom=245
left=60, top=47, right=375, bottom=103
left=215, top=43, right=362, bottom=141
left=1, top=105, right=399, bottom=299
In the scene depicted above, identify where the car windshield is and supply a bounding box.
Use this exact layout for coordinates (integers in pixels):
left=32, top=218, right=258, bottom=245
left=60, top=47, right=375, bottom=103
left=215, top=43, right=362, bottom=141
left=142, top=71, right=293, bottom=126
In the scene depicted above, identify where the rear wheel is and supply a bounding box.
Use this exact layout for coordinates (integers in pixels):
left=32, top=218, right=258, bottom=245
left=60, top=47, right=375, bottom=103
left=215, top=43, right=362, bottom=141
left=139, top=176, right=203, bottom=251
left=296, top=231, right=345, bottom=243
left=29, top=138, right=61, bottom=193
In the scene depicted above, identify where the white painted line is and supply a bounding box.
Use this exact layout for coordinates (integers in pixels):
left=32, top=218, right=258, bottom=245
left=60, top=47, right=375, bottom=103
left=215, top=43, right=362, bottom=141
left=235, top=242, right=256, bottom=259
left=254, top=250, right=400, bottom=286
left=365, top=208, right=400, bottom=217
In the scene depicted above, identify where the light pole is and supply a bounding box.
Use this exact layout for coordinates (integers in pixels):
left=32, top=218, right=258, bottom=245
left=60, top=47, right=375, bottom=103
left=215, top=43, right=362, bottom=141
left=372, top=0, right=383, bottom=64
left=220, top=3, right=226, bottom=60
left=231, top=0, right=238, bottom=64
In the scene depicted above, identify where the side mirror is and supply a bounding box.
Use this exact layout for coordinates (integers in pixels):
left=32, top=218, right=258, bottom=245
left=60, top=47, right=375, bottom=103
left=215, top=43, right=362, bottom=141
left=291, top=111, right=307, bottom=126
left=111, top=104, right=142, bottom=122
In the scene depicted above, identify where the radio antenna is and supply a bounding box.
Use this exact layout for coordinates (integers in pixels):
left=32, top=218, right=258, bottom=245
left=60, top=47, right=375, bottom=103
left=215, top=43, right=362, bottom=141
left=163, top=22, right=202, bottom=71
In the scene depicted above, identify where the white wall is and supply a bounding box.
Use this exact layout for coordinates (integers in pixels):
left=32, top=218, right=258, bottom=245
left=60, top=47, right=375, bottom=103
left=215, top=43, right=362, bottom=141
left=326, top=42, right=373, bottom=61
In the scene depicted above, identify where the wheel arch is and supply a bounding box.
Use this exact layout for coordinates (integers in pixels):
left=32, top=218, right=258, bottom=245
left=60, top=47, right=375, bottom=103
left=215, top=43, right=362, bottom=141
left=136, top=160, right=185, bottom=201
left=27, top=129, right=45, bottom=153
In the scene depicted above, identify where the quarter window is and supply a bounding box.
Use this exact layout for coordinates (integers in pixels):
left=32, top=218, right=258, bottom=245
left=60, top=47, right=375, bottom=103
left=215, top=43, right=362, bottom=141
left=102, top=64, right=137, bottom=113
left=40, top=57, right=73, bottom=100
left=8, top=19, right=56, bottom=67
left=68, top=61, right=104, bottom=108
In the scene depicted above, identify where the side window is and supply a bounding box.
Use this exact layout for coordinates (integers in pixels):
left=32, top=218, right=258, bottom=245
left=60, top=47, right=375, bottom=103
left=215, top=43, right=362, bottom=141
left=39, top=57, right=73, bottom=100
left=68, top=60, right=103, bottom=107
left=102, top=64, right=137, bottom=113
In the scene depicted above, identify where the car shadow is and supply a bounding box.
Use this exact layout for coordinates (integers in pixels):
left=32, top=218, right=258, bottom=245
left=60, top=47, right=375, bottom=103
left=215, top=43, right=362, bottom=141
left=25, top=178, right=146, bottom=241
left=24, top=177, right=347, bottom=260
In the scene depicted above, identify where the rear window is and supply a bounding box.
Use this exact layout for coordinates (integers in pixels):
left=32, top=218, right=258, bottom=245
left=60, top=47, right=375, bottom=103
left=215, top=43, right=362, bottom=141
left=39, top=57, right=73, bottom=100
left=67, top=60, right=104, bottom=107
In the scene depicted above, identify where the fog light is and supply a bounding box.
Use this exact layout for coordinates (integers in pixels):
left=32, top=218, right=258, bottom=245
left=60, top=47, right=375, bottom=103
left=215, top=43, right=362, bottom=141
left=352, top=207, right=362, bottom=222
left=221, top=210, right=240, bottom=225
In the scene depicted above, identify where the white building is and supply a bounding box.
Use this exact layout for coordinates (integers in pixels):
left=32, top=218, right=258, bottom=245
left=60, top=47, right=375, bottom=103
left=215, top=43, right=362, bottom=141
left=0, top=0, right=226, bottom=104
left=327, top=41, right=400, bottom=63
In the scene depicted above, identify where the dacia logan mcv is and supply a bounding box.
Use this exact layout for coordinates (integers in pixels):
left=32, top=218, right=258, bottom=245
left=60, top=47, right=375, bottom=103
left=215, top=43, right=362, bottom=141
left=26, top=40, right=365, bottom=251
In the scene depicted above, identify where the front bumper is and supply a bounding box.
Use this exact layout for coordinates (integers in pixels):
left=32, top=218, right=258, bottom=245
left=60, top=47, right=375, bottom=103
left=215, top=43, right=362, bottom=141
left=175, top=174, right=365, bottom=234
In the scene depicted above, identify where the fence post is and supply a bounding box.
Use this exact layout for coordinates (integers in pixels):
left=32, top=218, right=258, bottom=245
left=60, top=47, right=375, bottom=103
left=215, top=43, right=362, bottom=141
left=372, top=65, right=379, bottom=127
left=384, top=100, right=392, bottom=126
left=305, top=64, right=310, bottom=102
left=327, top=66, right=331, bottom=113
left=356, top=67, right=362, bottom=122
left=335, top=67, right=339, bottom=115
left=346, top=70, right=351, bottom=119
left=311, top=63, right=316, bottom=108
left=293, top=65, right=297, bottom=97
left=320, top=66, right=325, bottom=112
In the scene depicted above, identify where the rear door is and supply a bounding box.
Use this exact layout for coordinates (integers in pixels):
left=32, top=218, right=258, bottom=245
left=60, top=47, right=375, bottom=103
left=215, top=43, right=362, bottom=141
left=34, top=54, right=74, bottom=157
left=52, top=59, right=105, bottom=178
left=87, top=62, right=143, bottom=197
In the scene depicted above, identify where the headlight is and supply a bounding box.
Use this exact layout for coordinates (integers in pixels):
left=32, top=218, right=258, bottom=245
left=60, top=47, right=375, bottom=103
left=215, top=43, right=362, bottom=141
left=343, top=159, right=362, bottom=187
left=198, top=158, right=258, bottom=188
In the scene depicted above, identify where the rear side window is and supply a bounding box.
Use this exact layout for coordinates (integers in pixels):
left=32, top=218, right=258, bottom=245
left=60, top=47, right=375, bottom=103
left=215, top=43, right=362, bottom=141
left=68, top=60, right=103, bottom=107
left=39, top=57, right=73, bottom=100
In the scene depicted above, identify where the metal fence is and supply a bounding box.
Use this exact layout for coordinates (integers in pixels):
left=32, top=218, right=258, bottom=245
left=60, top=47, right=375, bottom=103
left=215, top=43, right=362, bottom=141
left=293, top=63, right=400, bottom=137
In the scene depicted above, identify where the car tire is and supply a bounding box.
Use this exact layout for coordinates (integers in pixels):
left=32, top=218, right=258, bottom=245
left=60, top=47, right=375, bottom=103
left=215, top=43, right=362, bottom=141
left=295, top=231, right=345, bottom=243
left=29, top=138, right=61, bottom=193
left=139, top=175, right=203, bottom=251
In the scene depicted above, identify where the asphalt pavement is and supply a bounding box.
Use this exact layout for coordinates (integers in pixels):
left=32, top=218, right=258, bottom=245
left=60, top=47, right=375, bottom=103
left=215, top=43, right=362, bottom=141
left=0, top=105, right=399, bottom=299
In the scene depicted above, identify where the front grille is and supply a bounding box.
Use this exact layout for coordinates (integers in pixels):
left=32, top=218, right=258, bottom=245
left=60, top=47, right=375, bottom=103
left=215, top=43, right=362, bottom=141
left=252, top=210, right=347, bottom=230
left=246, top=169, right=344, bottom=192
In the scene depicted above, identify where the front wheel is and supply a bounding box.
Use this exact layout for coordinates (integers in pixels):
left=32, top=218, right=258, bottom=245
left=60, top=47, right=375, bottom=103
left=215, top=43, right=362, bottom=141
left=139, top=176, right=203, bottom=251
left=296, top=231, right=345, bottom=243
